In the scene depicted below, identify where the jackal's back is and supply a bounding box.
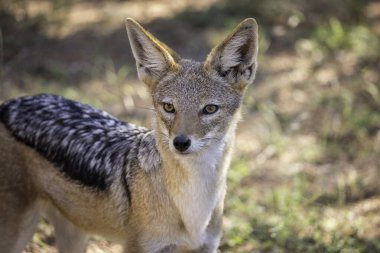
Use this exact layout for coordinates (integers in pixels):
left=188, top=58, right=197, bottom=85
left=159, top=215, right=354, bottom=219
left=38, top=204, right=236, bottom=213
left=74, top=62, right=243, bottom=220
left=0, top=94, right=159, bottom=192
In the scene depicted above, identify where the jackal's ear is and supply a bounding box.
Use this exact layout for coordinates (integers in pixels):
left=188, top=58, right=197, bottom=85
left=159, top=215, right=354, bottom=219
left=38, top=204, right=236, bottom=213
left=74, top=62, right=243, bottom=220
left=125, top=18, right=180, bottom=88
left=204, top=18, right=258, bottom=92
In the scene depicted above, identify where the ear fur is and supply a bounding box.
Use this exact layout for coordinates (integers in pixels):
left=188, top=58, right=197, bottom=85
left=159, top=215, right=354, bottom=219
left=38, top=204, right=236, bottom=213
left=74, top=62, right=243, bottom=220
left=204, top=18, right=259, bottom=92
left=125, top=18, right=180, bottom=88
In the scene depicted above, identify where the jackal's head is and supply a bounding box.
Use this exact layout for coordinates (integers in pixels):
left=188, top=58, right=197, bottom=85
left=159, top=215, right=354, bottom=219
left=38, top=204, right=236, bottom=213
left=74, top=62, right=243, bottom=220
left=125, top=18, right=258, bottom=156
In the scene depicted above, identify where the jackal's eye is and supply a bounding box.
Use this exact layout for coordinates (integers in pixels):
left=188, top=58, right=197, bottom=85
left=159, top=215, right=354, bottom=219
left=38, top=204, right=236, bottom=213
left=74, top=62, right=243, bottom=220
left=163, top=103, right=175, bottom=113
left=203, top=104, right=219, bottom=114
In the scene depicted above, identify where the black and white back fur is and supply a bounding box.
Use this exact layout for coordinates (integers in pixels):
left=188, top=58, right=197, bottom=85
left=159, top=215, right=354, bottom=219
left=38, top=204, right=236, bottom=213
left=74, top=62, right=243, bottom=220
left=0, top=94, right=160, bottom=192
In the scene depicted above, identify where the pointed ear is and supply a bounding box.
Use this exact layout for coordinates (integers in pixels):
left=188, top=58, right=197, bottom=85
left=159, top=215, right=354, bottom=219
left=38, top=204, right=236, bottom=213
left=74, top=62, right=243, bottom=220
left=125, top=18, right=180, bottom=88
left=204, top=18, right=258, bottom=92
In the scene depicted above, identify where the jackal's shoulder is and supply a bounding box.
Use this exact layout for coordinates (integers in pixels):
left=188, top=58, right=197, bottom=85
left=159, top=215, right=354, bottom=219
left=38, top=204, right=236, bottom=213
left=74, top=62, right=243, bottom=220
left=0, top=94, right=160, bottom=191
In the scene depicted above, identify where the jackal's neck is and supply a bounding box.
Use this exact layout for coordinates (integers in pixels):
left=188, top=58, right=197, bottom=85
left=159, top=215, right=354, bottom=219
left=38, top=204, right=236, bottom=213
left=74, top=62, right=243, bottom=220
left=153, top=123, right=236, bottom=241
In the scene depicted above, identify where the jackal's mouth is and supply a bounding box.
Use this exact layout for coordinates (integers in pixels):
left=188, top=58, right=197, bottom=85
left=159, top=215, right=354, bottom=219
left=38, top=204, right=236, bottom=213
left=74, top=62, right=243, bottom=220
left=174, top=150, right=192, bottom=155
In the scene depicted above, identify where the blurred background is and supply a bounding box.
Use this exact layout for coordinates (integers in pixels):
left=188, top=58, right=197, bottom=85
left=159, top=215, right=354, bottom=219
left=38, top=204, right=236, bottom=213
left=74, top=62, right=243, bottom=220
left=1, top=0, right=379, bottom=252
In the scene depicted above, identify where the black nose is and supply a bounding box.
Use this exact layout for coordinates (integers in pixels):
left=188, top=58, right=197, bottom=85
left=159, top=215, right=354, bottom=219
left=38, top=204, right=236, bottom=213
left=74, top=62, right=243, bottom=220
left=173, top=134, right=191, bottom=152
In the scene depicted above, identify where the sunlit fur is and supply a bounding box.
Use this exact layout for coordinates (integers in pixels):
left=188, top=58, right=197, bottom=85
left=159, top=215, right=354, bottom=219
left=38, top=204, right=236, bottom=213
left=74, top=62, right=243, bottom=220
left=0, top=18, right=258, bottom=253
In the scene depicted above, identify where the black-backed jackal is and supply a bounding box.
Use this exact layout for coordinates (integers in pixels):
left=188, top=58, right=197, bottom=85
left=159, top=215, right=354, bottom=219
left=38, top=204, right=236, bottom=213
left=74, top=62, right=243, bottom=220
left=0, top=18, right=258, bottom=253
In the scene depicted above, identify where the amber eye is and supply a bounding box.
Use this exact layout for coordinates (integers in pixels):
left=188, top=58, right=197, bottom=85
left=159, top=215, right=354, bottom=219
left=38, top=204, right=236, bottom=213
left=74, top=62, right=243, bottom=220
left=163, top=103, right=175, bottom=113
left=203, top=104, right=219, bottom=114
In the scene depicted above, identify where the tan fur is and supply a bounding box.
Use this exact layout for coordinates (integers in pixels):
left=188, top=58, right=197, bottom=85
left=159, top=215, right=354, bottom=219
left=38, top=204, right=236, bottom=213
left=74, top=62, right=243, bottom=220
left=0, top=18, right=258, bottom=253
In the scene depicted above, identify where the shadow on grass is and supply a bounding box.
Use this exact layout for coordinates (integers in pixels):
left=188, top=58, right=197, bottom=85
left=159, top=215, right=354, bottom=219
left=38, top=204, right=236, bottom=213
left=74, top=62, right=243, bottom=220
left=1, top=0, right=373, bottom=87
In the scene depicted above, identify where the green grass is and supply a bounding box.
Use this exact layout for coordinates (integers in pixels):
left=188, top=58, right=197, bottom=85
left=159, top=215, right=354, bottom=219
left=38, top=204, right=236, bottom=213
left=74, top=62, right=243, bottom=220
left=223, top=166, right=380, bottom=253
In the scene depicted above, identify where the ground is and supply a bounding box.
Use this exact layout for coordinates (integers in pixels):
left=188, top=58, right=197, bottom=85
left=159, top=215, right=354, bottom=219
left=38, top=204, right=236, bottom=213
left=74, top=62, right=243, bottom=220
left=0, top=0, right=379, bottom=252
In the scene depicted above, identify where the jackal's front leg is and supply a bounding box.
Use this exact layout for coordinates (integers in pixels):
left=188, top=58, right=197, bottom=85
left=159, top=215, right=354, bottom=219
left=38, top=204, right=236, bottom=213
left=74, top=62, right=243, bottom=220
left=44, top=206, right=89, bottom=253
left=202, top=203, right=223, bottom=253
left=177, top=239, right=221, bottom=253
left=185, top=243, right=220, bottom=253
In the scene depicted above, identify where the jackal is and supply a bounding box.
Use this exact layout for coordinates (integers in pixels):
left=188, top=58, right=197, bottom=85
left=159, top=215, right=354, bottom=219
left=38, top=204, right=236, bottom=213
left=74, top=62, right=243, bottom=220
left=0, top=17, right=258, bottom=253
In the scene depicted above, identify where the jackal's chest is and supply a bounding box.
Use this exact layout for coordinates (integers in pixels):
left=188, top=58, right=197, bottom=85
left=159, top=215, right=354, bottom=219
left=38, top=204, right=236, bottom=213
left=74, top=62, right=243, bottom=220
left=169, top=158, right=224, bottom=248
left=173, top=179, right=219, bottom=245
